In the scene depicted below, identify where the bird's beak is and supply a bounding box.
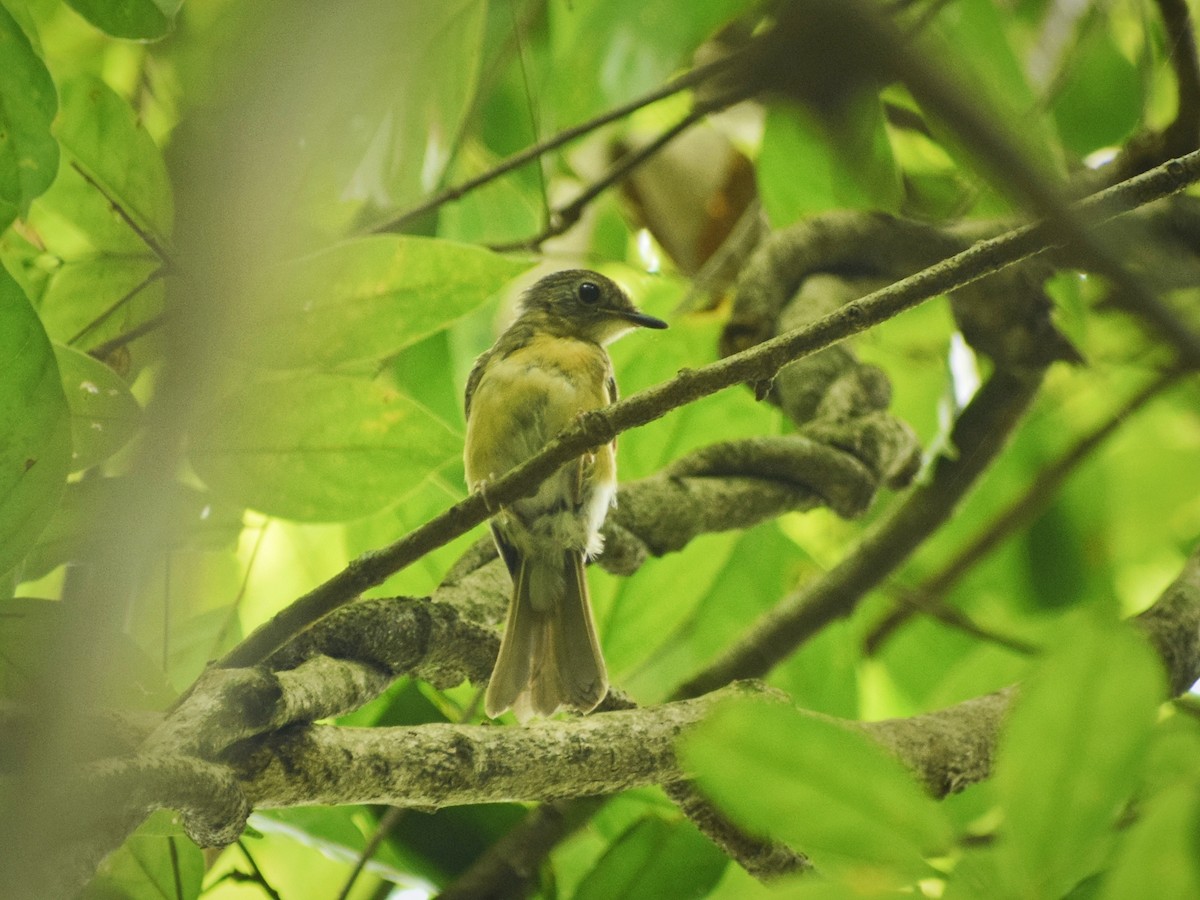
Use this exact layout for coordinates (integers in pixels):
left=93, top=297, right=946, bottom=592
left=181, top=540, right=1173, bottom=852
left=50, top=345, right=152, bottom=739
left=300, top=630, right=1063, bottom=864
left=617, top=308, right=669, bottom=329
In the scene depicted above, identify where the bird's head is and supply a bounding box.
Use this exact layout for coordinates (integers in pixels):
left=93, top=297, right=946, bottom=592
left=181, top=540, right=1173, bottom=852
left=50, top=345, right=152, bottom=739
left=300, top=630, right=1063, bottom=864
left=519, top=270, right=668, bottom=344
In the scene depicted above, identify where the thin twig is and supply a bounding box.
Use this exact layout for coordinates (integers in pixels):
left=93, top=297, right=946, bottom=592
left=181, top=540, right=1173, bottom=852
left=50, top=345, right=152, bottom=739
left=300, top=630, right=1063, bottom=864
left=863, top=367, right=1183, bottom=654
left=673, top=366, right=1046, bottom=700
left=70, top=161, right=175, bottom=268
left=68, top=267, right=167, bottom=349
left=335, top=807, right=405, bottom=900
left=215, top=148, right=1200, bottom=672
left=488, top=101, right=721, bottom=253
left=366, top=52, right=742, bottom=234
left=86, top=311, right=167, bottom=360
left=235, top=839, right=282, bottom=900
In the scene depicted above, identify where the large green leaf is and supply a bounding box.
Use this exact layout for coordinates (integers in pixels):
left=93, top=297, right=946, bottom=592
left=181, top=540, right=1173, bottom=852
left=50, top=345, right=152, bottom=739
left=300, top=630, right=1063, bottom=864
left=64, top=0, right=182, bottom=41
left=574, top=815, right=727, bottom=900
left=232, top=237, right=531, bottom=369
left=0, top=4, right=58, bottom=216
left=53, top=343, right=141, bottom=471
left=993, top=616, right=1163, bottom=897
left=1099, top=783, right=1200, bottom=900
left=189, top=372, right=461, bottom=522
left=681, top=699, right=952, bottom=885
left=0, top=268, right=70, bottom=578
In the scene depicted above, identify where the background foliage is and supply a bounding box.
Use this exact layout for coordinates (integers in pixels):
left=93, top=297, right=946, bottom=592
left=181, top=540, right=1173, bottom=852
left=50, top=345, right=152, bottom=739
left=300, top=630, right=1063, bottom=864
left=1, top=0, right=1199, bottom=898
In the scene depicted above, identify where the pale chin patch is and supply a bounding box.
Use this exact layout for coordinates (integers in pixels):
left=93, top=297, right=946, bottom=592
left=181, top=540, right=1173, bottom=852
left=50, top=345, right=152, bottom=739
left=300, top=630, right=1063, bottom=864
left=599, top=320, right=637, bottom=345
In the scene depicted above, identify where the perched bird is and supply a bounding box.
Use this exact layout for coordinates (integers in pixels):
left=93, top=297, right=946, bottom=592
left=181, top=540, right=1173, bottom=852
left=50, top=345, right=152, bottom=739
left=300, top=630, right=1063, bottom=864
left=464, top=270, right=668, bottom=720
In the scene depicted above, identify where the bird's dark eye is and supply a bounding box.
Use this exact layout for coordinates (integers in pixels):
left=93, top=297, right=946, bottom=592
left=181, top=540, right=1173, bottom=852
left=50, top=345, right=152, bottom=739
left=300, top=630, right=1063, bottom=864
left=577, top=281, right=601, bottom=304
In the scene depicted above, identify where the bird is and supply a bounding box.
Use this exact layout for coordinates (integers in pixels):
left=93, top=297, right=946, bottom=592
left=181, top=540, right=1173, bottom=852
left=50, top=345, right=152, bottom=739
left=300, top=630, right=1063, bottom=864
left=463, top=269, right=668, bottom=721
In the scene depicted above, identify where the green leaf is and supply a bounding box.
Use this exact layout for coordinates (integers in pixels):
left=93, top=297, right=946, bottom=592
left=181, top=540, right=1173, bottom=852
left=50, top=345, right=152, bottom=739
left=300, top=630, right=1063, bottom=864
left=574, top=815, right=728, bottom=900
left=681, top=699, right=952, bottom=884
left=993, top=616, right=1164, bottom=897
left=1052, top=27, right=1142, bottom=156
left=0, top=267, right=70, bottom=578
left=81, top=813, right=202, bottom=900
left=53, top=343, right=141, bottom=471
left=1099, top=782, right=1200, bottom=900
left=0, top=3, right=59, bottom=215
left=64, top=0, right=181, bottom=41
left=55, top=74, right=174, bottom=246
left=232, top=237, right=531, bottom=369
left=189, top=372, right=461, bottom=521
left=758, top=102, right=901, bottom=227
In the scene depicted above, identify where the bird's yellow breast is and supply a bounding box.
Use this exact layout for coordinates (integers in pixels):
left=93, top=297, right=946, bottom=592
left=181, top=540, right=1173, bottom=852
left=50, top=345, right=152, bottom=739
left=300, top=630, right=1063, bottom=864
left=464, top=336, right=613, bottom=487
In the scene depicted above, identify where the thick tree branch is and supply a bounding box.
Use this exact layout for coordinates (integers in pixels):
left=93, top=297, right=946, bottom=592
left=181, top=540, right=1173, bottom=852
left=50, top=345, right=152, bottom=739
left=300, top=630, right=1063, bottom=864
left=230, top=685, right=761, bottom=810
left=216, top=148, right=1200, bottom=673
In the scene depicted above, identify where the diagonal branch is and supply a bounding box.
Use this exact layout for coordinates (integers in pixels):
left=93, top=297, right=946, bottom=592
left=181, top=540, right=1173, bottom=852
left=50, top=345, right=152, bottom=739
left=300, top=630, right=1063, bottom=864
left=215, top=148, right=1200, bottom=672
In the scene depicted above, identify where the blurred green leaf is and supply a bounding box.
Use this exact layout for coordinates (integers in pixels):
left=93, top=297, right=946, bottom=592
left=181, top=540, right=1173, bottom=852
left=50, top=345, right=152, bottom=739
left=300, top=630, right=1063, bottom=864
left=682, top=699, right=952, bottom=884
left=0, top=4, right=58, bottom=216
left=189, top=372, right=461, bottom=522
left=0, top=598, right=175, bottom=708
left=64, top=0, right=181, bottom=41
left=0, top=268, right=70, bottom=578
left=1052, top=27, right=1141, bottom=156
left=233, top=237, right=531, bottom=369
left=53, top=343, right=141, bottom=471
left=993, top=616, right=1164, bottom=897
left=574, top=815, right=727, bottom=900
left=21, top=477, right=242, bottom=582
left=926, top=0, right=1063, bottom=189
left=294, top=0, right=489, bottom=225
left=55, top=74, right=174, bottom=245
left=758, top=102, right=901, bottom=227
left=81, top=813, right=202, bottom=900
left=1099, top=781, right=1200, bottom=900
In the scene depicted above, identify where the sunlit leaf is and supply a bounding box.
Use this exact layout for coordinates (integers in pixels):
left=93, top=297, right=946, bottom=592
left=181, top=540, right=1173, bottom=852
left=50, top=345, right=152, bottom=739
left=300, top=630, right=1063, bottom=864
left=0, top=4, right=58, bottom=215
left=758, top=102, right=901, bottom=227
left=232, top=237, right=531, bottom=369
left=64, top=0, right=182, bottom=41
left=54, top=75, right=174, bottom=245
left=549, top=0, right=756, bottom=120
left=189, top=372, right=461, bottom=521
left=0, top=268, right=70, bottom=578
left=993, top=616, right=1164, bottom=897
left=53, top=343, right=141, bottom=471
left=682, top=699, right=952, bottom=884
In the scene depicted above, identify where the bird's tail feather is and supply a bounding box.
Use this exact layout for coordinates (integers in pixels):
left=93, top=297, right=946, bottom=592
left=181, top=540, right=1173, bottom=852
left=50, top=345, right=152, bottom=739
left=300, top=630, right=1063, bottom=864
left=484, top=551, right=608, bottom=721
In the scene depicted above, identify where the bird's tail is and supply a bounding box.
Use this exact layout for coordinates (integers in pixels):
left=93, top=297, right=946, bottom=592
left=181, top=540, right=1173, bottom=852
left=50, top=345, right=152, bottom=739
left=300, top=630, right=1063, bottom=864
left=484, top=550, right=608, bottom=721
